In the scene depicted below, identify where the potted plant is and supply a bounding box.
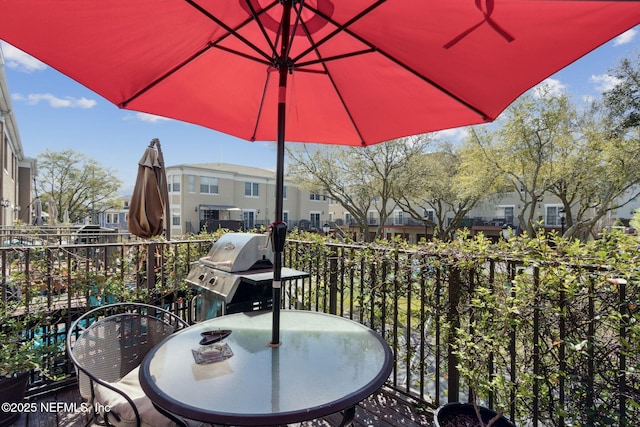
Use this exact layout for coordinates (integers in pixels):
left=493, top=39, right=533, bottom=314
left=0, top=297, right=50, bottom=426
left=434, top=317, right=517, bottom=427
left=434, top=402, right=514, bottom=427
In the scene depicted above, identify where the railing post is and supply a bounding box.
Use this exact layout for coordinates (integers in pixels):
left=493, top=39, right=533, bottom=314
left=147, top=242, right=156, bottom=291
left=615, top=278, right=628, bottom=427
left=447, top=266, right=461, bottom=403
left=587, top=275, right=595, bottom=426
left=328, top=251, right=338, bottom=315
left=533, top=266, right=540, bottom=426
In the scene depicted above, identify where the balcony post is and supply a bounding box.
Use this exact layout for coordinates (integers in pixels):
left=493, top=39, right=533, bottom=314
left=447, top=266, right=461, bottom=402
left=328, top=250, right=338, bottom=315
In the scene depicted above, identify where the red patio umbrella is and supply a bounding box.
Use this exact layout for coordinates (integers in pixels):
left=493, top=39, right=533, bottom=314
left=1, top=0, right=639, bottom=345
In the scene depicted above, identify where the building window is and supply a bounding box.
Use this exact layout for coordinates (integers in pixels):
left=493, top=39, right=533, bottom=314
left=172, top=213, right=180, bottom=226
left=283, top=211, right=289, bottom=224
left=245, top=182, right=259, bottom=197
left=394, top=210, right=404, bottom=226
left=167, top=175, right=180, bottom=192
left=283, top=185, right=287, bottom=199
left=496, top=205, right=515, bottom=225
left=200, top=177, right=219, bottom=194
left=345, top=212, right=352, bottom=225
left=424, top=209, right=435, bottom=222
left=310, top=193, right=325, bottom=201
left=310, top=212, right=321, bottom=229
left=546, top=205, right=562, bottom=226
left=187, top=175, right=195, bottom=193
left=105, top=213, right=118, bottom=224
left=368, top=211, right=377, bottom=225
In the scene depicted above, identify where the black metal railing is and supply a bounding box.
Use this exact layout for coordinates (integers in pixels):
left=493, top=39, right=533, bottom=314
left=2, top=234, right=638, bottom=425
left=283, top=239, right=639, bottom=426
left=1, top=237, right=214, bottom=393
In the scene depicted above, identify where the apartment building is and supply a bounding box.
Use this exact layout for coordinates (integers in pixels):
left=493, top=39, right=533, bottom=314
left=330, top=189, right=640, bottom=243
left=165, top=163, right=330, bottom=237
left=0, top=50, right=36, bottom=227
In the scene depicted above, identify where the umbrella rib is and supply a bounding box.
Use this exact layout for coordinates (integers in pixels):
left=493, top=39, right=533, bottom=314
left=300, top=35, right=368, bottom=145
left=250, top=70, right=273, bottom=142
left=374, top=46, right=489, bottom=120
left=213, top=45, right=273, bottom=67
left=293, top=0, right=490, bottom=120
left=185, top=0, right=275, bottom=64
left=286, top=2, right=370, bottom=145
left=241, top=0, right=279, bottom=58
left=295, top=48, right=376, bottom=69
left=335, top=27, right=490, bottom=120
left=121, top=1, right=279, bottom=107
left=120, top=42, right=270, bottom=108
left=291, top=0, right=387, bottom=65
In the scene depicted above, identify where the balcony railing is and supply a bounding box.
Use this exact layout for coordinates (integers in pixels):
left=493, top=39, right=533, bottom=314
left=283, top=238, right=639, bottom=426
left=2, top=232, right=638, bottom=425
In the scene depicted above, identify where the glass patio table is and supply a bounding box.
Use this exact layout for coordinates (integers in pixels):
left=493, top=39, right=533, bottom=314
left=139, top=310, right=393, bottom=426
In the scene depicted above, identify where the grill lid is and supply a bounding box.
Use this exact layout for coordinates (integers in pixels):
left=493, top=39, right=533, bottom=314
left=200, top=233, right=272, bottom=273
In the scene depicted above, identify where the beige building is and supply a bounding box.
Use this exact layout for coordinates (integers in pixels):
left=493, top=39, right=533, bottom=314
left=329, top=189, right=640, bottom=243
left=165, top=163, right=331, bottom=237
left=0, top=50, right=35, bottom=227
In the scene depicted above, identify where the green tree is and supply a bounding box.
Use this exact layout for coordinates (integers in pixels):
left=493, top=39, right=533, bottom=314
left=393, top=141, right=497, bottom=241
left=468, top=83, right=640, bottom=241
left=36, top=149, right=123, bottom=224
left=287, top=136, right=431, bottom=241
left=468, top=87, right=576, bottom=236
left=548, top=108, right=640, bottom=240
left=602, top=54, right=640, bottom=136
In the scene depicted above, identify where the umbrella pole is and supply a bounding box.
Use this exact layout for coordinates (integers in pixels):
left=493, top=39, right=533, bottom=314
left=270, top=0, right=293, bottom=347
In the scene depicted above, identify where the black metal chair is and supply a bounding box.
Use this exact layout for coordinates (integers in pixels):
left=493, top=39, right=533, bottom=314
left=66, top=303, right=191, bottom=427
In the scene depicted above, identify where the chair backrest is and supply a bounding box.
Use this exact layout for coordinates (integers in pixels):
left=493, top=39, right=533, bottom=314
left=67, top=303, right=189, bottom=400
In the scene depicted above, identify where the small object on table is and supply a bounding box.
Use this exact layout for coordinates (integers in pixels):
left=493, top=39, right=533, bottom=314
left=199, top=329, right=232, bottom=345
left=192, top=342, right=234, bottom=364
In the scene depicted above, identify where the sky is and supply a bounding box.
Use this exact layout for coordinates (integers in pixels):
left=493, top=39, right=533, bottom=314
left=1, top=27, right=639, bottom=195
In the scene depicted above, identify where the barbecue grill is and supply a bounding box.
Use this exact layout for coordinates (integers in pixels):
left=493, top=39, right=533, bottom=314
left=186, top=232, right=308, bottom=321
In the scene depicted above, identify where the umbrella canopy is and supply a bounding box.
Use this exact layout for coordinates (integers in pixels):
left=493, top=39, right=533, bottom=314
left=2, top=0, right=639, bottom=344
left=1, top=1, right=638, bottom=145
left=128, top=139, right=170, bottom=239
left=32, top=197, right=42, bottom=227
left=47, top=201, right=58, bottom=226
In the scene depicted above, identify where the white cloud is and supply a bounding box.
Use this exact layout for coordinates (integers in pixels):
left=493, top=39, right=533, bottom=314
left=12, top=93, right=96, bottom=109
left=533, top=78, right=567, bottom=98
left=613, top=28, right=636, bottom=46
left=0, top=42, right=46, bottom=73
left=590, top=74, right=622, bottom=93
left=125, top=112, right=171, bottom=123
left=434, top=127, right=467, bottom=143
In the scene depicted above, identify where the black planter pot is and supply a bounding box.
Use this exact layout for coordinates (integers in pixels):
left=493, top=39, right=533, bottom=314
left=434, top=402, right=515, bottom=427
left=0, top=373, right=30, bottom=427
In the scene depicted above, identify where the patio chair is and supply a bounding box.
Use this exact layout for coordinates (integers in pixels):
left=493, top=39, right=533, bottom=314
left=66, top=303, right=190, bottom=427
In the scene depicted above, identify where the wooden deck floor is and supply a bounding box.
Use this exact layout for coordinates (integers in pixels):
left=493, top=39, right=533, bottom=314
left=10, top=384, right=433, bottom=427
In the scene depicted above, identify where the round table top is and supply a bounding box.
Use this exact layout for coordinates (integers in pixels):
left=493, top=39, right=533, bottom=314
left=139, top=310, right=393, bottom=426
